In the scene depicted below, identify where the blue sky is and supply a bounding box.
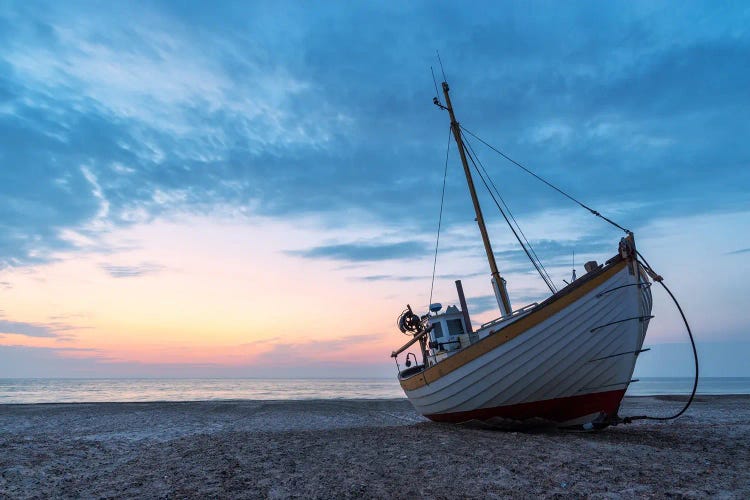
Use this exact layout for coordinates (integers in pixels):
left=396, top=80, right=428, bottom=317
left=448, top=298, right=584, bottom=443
left=0, top=1, right=748, bottom=378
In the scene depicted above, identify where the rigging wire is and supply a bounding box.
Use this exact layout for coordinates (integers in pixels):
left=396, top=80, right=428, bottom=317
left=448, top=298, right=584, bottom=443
left=429, top=127, right=452, bottom=308
left=462, top=133, right=558, bottom=293
left=459, top=125, right=631, bottom=234
left=463, top=138, right=557, bottom=294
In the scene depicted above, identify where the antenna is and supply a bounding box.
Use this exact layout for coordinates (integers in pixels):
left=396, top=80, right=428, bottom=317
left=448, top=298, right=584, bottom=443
left=431, top=57, right=448, bottom=110
left=571, top=250, right=577, bottom=282
left=436, top=50, right=447, bottom=82
left=431, top=66, right=442, bottom=106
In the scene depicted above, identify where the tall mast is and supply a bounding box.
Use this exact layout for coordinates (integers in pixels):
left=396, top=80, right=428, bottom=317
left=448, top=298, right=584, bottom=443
left=441, top=81, right=512, bottom=315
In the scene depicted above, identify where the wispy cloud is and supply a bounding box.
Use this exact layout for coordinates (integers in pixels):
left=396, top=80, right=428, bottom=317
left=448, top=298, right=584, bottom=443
left=290, top=241, right=427, bottom=262
left=358, top=274, right=423, bottom=282
left=727, top=248, right=750, bottom=255
left=468, top=284, right=549, bottom=317
left=258, top=334, right=375, bottom=365
left=0, top=319, right=58, bottom=338
left=356, top=271, right=487, bottom=282
left=467, top=295, right=499, bottom=315
left=3, top=14, right=327, bottom=148
left=99, top=262, right=164, bottom=278
left=0, top=309, right=83, bottom=340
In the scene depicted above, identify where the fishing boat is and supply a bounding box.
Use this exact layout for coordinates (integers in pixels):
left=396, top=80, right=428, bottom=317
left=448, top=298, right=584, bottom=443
left=390, top=79, right=671, bottom=429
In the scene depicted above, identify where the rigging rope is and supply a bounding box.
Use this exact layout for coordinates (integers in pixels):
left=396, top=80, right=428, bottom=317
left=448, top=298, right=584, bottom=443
left=462, top=133, right=558, bottom=293
left=463, top=138, right=557, bottom=294
left=428, top=127, right=452, bottom=308
left=459, top=125, right=631, bottom=234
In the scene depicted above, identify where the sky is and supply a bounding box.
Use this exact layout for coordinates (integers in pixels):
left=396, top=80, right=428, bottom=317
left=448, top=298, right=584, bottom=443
left=0, top=1, right=748, bottom=378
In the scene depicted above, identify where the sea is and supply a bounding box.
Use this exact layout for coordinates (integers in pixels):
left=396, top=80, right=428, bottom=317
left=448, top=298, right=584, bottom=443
left=0, top=377, right=749, bottom=404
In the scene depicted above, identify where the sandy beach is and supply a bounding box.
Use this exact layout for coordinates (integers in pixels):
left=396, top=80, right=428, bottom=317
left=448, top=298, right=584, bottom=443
left=1, top=395, right=748, bottom=498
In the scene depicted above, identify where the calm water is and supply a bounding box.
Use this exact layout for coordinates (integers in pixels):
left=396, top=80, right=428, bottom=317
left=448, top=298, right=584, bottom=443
left=0, top=378, right=404, bottom=404
left=0, top=377, right=747, bottom=404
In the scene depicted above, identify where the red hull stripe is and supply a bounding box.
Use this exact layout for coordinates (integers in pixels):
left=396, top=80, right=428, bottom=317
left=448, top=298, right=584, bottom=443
left=425, top=389, right=626, bottom=423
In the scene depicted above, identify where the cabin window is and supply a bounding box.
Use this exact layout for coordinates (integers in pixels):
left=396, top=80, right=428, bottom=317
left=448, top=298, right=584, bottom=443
left=432, top=322, right=444, bottom=338
left=447, top=319, right=465, bottom=336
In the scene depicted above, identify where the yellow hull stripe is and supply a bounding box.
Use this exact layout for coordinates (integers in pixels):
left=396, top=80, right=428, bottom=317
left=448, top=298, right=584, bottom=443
left=399, top=260, right=628, bottom=392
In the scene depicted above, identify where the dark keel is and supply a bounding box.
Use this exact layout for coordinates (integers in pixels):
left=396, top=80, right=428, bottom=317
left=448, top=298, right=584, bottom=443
left=425, top=389, right=626, bottom=426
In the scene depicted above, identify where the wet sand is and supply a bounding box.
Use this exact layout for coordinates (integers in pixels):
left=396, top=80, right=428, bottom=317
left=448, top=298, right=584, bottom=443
left=1, top=395, right=748, bottom=498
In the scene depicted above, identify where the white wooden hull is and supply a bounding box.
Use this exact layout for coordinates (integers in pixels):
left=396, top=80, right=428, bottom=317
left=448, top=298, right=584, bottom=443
left=399, top=259, right=651, bottom=426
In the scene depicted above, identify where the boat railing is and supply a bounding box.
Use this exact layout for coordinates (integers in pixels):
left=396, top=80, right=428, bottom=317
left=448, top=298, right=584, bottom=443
left=480, top=302, right=538, bottom=329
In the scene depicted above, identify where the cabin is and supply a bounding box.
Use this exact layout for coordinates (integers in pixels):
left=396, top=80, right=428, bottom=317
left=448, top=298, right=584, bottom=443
left=426, top=304, right=472, bottom=365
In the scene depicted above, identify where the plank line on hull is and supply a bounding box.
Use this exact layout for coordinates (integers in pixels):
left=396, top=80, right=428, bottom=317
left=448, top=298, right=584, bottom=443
left=412, top=281, right=637, bottom=414
left=406, top=270, right=630, bottom=412
left=400, top=259, right=629, bottom=391
left=466, top=293, right=626, bottom=409
left=497, top=302, right=631, bottom=407
left=418, top=284, right=626, bottom=410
